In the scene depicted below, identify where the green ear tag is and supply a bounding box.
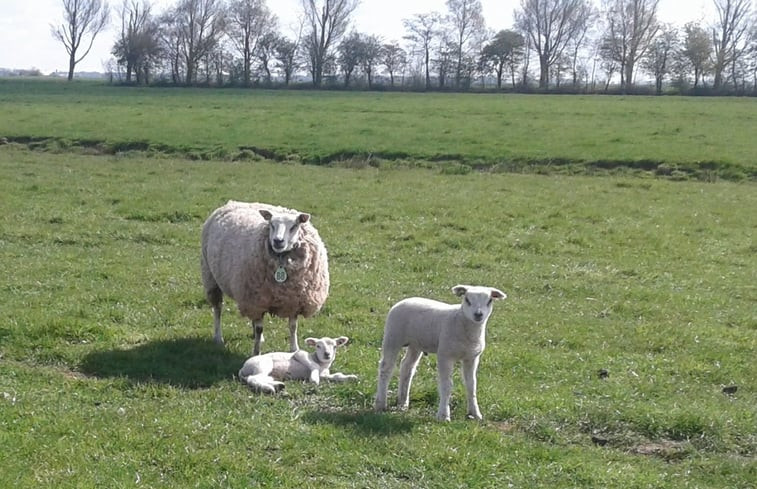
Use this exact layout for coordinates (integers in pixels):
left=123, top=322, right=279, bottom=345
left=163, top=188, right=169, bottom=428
left=274, top=266, right=288, bottom=283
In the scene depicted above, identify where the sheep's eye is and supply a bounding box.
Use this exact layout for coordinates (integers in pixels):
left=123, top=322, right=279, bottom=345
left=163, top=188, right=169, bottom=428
left=487, top=298, right=493, bottom=306
left=290, top=225, right=298, bottom=232
left=464, top=297, right=471, bottom=306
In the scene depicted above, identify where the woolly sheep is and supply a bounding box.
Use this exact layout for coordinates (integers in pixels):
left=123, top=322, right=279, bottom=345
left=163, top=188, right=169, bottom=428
left=238, top=336, right=357, bottom=394
left=201, top=200, right=329, bottom=355
left=374, top=285, right=507, bottom=421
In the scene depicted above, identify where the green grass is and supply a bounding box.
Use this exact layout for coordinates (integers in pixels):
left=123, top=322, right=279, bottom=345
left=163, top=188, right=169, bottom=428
left=0, top=145, right=755, bottom=488
left=1, top=78, right=755, bottom=180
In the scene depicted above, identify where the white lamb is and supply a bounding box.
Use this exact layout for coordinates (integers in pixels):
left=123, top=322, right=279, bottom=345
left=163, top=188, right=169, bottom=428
left=238, top=336, right=357, bottom=394
left=201, top=201, right=329, bottom=355
left=374, top=285, right=507, bottom=421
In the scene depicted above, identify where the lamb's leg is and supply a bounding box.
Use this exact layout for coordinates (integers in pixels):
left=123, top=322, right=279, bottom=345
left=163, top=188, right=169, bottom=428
left=397, top=347, right=423, bottom=410
left=252, top=318, right=264, bottom=356
left=322, top=372, right=358, bottom=382
left=462, top=356, right=482, bottom=420
left=374, top=344, right=400, bottom=412
left=292, top=350, right=321, bottom=384
left=436, top=357, right=455, bottom=422
left=288, top=317, right=299, bottom=352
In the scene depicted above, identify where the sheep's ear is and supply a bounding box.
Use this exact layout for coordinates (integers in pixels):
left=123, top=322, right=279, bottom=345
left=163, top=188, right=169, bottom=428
left=452, top=285, right=469, bottom=297
left=305, top=337, right=317, bottom=347
left=259, top=209, right=273, bottom=221
left=298, top=213, right=310, bottom=224
left=335, top=336, right=349, bottom=347
left=490, top=288, right=507, bottom=300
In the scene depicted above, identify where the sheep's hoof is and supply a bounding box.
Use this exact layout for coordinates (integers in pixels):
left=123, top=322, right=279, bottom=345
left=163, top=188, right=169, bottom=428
left=273, top=382, right=285, bottom=393
left=466, top=413, right=483, bottom=421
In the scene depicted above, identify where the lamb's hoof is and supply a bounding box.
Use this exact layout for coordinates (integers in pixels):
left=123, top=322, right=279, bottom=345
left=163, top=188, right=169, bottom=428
left=466, top=413, right=483, bottom=421
left=273, top=382, right=285, bottom=393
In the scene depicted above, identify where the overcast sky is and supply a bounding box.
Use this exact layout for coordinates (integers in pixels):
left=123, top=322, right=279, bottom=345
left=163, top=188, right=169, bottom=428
left=0, top=0, right=715, bottom=74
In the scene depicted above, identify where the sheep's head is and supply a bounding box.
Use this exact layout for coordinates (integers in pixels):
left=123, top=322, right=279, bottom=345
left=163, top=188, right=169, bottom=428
left=260, top=209, right=310, bottom=254
left=305, top=336, right=349, bottom=365
left=452, top=285, right=507, bottom=324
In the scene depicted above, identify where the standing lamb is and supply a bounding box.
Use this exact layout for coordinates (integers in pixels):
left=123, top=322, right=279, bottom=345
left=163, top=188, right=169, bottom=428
left=238, top=336, right=357, bottom=394
left=201, top=200, right=329, bottom=355
left=374, top=285, right=507, bottom=421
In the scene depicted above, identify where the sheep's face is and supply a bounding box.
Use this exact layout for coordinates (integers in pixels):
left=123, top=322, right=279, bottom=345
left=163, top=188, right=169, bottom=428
left=306, top=336, right=349, bottom=364
left=452, top=285, right=507, bottom=324
left=260, top=210, right=310, bottom=254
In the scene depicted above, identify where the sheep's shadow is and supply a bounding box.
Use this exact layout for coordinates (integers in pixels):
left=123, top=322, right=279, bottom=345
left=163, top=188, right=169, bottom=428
left=79, top=337, right=246, bottom=389
left=302, top=409, right=415, bottom=436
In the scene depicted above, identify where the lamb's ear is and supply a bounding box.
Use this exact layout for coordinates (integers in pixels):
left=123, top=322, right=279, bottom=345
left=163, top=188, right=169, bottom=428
left=305, top=337, right=317, bottom=347
left=259, top=209, right=273, bottom=221
left=451, top=285, right=469, bottom=297
left=490, top=288, right=507, bottom=300
left=298, top=213, right=310, bottom=224
left=335, top=336, right=349, bottom=347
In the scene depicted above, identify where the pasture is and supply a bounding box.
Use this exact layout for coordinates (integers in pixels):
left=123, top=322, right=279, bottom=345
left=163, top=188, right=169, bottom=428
left=0, top=80, right=755, bottom=487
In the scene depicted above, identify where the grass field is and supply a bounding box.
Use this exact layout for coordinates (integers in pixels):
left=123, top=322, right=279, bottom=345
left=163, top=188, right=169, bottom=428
left=0, top=80, right=755, bottom=487
left=1, top=143, right=755, bottom=487
left=0, top=78, right=755, bottom=180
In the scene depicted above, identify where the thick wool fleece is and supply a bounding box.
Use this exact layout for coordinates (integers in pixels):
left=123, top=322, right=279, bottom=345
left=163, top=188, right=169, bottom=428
left=201, top=201, right=329, bottom=321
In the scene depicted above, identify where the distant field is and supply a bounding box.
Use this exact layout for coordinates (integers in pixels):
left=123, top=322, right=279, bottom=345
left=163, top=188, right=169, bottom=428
left=0, top=145, right=754, bottom=488
left=0, top=78, right=755, bottom=180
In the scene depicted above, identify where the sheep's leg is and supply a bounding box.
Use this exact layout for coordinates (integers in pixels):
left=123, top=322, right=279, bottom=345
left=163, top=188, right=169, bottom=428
left=436, top=357, right=455, bottom=422
left=205, top=285, right=224, bottom=345
left=212, top=304, right=224, bottom=345
left=374, top=345, right=400, bottom=412
left=288, top=317, right=299, bottom=352
left=252, top=318, right=264, bottom=356
left=462, top=356, right=482, bottom=420
left=397, top=347, right=423, bottom=410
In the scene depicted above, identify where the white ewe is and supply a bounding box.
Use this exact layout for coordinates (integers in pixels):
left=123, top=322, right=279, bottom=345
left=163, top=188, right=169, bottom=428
left=201, top=201, right=329, bottom=355
left=238, top=336, right=357, bottom=394
left=374, top=285, right=506, bottom=421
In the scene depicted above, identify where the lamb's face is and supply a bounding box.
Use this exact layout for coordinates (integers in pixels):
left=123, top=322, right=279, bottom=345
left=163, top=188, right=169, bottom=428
left=306, top=336, right=349, bottom=364
left=452, top=285, right=507, bottom=324
left=260, top=210, right=310, bottom=254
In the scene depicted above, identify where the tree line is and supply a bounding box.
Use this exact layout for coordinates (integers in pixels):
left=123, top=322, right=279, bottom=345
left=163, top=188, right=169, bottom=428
left=52, top=0, right=757, bottom=94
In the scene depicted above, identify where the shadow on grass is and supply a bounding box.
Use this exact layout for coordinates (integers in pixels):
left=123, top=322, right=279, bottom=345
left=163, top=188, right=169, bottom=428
left=302, top=409, right=415, bottom=436
left=79, top=337, right=246, bottom=389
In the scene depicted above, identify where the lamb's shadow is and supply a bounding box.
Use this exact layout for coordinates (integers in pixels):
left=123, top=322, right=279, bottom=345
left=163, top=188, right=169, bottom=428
left=302, top=409, right=415, bottom=436
left=79, top=337, right=246, bottom=389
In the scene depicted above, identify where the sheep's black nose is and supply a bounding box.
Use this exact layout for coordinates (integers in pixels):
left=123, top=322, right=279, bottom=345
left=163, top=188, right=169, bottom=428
left=273, top=238, right=284, bottom=248
left=474, top=312, right=484, bottom=321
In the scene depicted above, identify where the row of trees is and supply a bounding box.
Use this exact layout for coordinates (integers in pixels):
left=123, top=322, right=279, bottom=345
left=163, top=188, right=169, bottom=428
left=53, top=0, right=757, bottom=94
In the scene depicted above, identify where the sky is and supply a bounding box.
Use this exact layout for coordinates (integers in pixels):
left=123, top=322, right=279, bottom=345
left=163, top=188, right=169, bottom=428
left=0, top=0, right=717, bottom=74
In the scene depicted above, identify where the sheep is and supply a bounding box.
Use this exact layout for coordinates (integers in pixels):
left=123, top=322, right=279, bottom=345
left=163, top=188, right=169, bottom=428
left=374, top=285, right=507, bottom=421
left=201, top=200, right=329, bottom=355
left=238, top=336, right=357, bottom=394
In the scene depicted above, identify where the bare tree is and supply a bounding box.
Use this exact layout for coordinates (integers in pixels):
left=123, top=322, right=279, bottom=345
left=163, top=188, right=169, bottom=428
left=174, top=0, right=226, bottom=85
left=445, top=0, right=486, bottom=88
left=403, top=12, right=442, bottom=90
left=711, top=0, right=752, bottom=90
left=514, top=0, right=592, bottom=88
left=337, top=31, right=362, bottom=86
left=641, top=24, right=679, bottom=94
left=360, top=34, right=383, bottom=88
left=274, top=36, right=301, bottom=85
left=227, top=0, right=276, bottom=87
left=51, top=0, right=110, bottom=81
left=682, top=21, right=712, bottom=88
left=381, top=42, right=407, bottom=87
left=112, top=0, right=160, bottom=84
left=600, top=0, right=660, bottom=92
left=301, top=0, right=360, bottom=87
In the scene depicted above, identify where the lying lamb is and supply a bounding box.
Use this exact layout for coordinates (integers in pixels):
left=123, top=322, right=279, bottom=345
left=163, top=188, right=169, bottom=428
left=201, top=201, right=329, bottom=355
left=239, top=336, right=357, bottom=394
left=374, top=285, right=507, bottom=421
